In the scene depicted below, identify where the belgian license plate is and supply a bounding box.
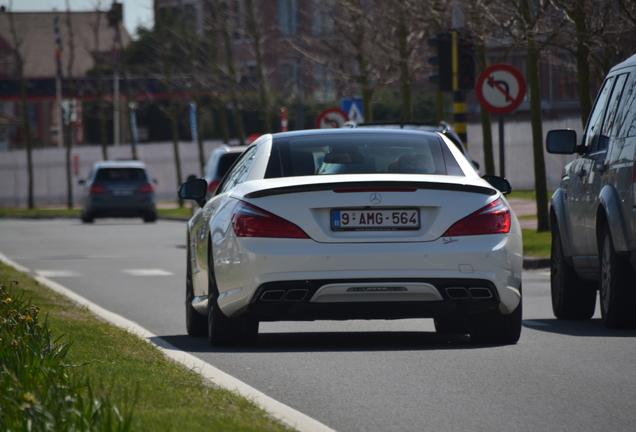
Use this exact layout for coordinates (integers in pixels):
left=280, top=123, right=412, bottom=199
left=112, top=190, right=134, bottom=196
left=331, top=208, right=420, bottom=231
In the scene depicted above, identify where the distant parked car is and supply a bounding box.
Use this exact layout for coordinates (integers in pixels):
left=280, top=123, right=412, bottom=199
left=546, top=53, right=636, bottom=329
left=79, top=161, right=157, bottom=223
left=202, top=145, right=249, bottom=197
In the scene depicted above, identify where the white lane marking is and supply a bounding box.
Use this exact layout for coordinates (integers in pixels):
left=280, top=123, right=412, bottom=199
left=0, top=252, right=30, bottom=273
left=523, top=320, right=551, bottom=327
left=35, top=270, right=81, bottom=278
left=122, top=269, right=174, bottom=276
left=0, top=251, right=335, bottom=432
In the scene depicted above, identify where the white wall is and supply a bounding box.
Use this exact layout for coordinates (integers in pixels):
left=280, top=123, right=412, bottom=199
left=0, top=116, right=584, bottom=207
left=0, top=140, right=230, bottom=207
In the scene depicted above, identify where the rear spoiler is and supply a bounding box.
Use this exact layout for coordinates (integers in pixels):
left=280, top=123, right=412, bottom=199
left=245, top=181, right=496, bottom=199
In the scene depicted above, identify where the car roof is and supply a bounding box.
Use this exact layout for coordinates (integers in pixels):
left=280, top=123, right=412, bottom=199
left=92, top=160, right=147, bottom=169
left=271, top=127, right=442, bottom=139
left=213, top=144, right=250, bottom=154
left=610, top=53, right=636, bottom=72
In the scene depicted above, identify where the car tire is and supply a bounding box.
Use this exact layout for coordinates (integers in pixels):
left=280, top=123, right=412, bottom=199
left=434, top=317, right=469, bottom=335
left=551, top=225, right=596, bottom=319
left=185, top=248, right=207, bottom=337
left=81, top=211, right=94, bottom=223
left=599, top=226, right=636, bottom=329
left=469, top=289, right=522, bottom=345
left=143, top=212, right=157, bottom=223
left=207, top=253, right=259, bottom=347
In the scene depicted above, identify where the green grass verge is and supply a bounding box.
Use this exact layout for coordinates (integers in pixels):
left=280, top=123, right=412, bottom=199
left=522, top=228, right=551, bottom=258
left=0, top=263, right=292, bottom=432
left=0, top=206, right=192, bottom=220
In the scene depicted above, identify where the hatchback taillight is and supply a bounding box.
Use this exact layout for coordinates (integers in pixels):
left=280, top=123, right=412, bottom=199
left=139, top=183, right=155, bottom=194
left=232, top=201, right=309, bottom=238
left=443, top=197, right=511, bottom=236
left=89, top=184, right=107, bottom=194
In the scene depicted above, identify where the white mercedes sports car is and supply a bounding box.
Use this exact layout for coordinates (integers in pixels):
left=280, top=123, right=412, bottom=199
left=179, top=128, right=522, bottom=346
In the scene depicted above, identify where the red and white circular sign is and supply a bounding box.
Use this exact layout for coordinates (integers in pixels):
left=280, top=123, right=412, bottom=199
left=476, top=64, right=527, bottom=115
left=315, top=107, right=349, bottom=129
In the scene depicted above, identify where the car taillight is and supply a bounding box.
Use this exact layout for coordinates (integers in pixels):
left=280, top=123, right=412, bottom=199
left=443, top=197, right=511, bottom=236
left=139, top=183, right=155, bottom=194
left=89, top=184, right=107, bottom=194
left=232, top=201, right=310, bottom=238
left=208, top=180, right=220, bottom=192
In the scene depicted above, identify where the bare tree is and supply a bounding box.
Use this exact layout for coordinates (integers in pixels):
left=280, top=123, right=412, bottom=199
left=6, top=4, right=35, bottom=209
left=476, top=0, right=564, bottom=232
left=64, top=0, right=77, bottom=210
left=87, top=2, right=109, bottom=160
left=549, top=0, right=620, bottom=126
left=246, top=0, right=273, bottom=134
left=299, top=0, right=394, bottom=121
left=374, top=0, right=451, bottom=121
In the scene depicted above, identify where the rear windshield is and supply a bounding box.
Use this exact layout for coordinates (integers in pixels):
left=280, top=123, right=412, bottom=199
left=265, top=133, right=464, bottom=178
left=94, top=168, right=148, bottom=181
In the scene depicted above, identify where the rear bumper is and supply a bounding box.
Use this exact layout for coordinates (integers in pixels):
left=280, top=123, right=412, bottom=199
left=85, top=196, right=156, bottom=217
left=212, top=233, right=523, bottom=319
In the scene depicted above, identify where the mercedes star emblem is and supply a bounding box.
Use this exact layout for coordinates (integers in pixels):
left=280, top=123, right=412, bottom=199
left=369, top=193, right=382, bottom=204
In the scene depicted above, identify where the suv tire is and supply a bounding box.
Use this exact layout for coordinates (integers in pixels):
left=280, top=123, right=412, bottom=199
left=551, top=225, right=596, bottom=319
left=599, top=226, right=636, bottom=329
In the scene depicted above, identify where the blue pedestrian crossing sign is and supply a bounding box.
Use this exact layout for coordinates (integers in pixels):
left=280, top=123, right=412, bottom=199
left=341, top=98, right=364, bottom=123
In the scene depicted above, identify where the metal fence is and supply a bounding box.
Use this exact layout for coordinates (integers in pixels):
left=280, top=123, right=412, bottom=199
left=0, top=117, right=582, bottom=208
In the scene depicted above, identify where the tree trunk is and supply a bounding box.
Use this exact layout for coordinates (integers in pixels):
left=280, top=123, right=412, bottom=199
left=64, top=3, right=75, bottom=209
left=572, top=6, right=592, bottom=127
left=397, top=10, right=412, bottom=122
left=526, top=39, right=549, bottom=232
left=476, top=40, right=495, bottom=175
left=9, top=10, right=35, bottom=208
left=247, top=0, right=271, bottom=134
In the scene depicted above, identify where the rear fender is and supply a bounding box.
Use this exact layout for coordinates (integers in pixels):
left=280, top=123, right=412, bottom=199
left=597, top=185, right=631, bottom=253
left=550, top=189, right=573, bottom=259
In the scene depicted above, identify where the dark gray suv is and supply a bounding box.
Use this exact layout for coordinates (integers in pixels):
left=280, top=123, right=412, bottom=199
left=546, top=53, right=636, bottom=329
left=79, top=161, right=157, bottom=223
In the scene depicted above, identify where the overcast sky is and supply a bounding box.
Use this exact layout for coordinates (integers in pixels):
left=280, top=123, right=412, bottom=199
left=3, top=0, right=154, bottom=37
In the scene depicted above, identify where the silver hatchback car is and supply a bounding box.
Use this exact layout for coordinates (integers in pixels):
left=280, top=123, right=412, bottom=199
left=79, top=161, right=157, bottom=223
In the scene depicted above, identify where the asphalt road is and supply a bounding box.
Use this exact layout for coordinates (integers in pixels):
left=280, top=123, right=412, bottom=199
left=1, top=218, right=635, bottom=432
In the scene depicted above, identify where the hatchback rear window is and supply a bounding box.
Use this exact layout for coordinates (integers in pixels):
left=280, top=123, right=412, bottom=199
left=265, top=133, right=464, bottom=178
left=95, top=168, right=148, bottom=181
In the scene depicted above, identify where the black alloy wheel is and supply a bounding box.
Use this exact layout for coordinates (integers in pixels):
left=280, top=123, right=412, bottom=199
left=599, top=226, right=636, bottom=329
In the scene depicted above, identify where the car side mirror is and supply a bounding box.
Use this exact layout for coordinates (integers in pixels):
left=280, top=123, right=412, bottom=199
left=482, top=175, right=512, bottom=195
left=546, top=129, right=577, bottom=154
left=178, top=178, right=207, bottom=207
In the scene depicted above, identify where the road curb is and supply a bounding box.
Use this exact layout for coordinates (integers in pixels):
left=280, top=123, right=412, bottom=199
left=0, top=251, right=336, bottom=432
left=523, top=257, right=550, bottom=269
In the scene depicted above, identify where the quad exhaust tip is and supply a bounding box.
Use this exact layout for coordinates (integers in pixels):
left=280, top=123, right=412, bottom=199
left=445, top=287, right=493, bottom=300
left=260, top=289, right=309, bottom=302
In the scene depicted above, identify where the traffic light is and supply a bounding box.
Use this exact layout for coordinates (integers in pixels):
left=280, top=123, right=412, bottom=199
left=428, top=32, right=453, bottom=92
left=107, top=2, right=123, bottom=28
left=457, top=32, right=476, bottom=91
